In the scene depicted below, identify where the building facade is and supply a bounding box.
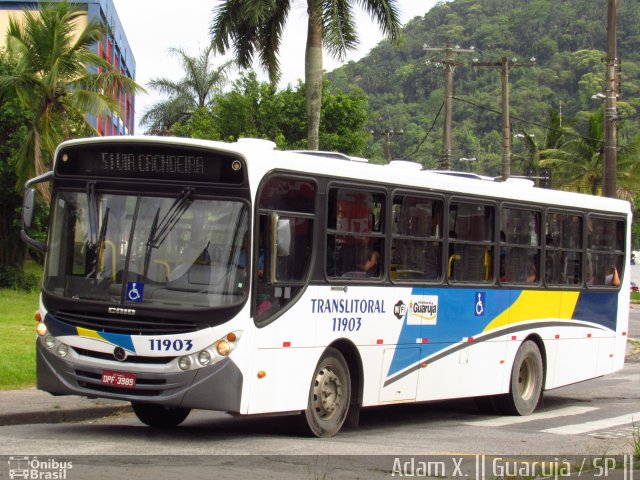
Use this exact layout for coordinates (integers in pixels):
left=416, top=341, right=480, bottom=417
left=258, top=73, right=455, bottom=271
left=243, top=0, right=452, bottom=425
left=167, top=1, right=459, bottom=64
left=0, top=0, right=136, bottom=135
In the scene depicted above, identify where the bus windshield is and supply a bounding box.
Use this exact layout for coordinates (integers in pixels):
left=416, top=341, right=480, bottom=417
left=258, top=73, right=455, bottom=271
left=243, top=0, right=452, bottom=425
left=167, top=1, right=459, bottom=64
left=44, top=189, right=249, bottom=309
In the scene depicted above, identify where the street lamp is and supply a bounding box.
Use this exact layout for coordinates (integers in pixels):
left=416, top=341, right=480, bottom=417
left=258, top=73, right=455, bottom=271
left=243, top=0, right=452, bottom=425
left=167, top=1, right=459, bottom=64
left=458, top=157, right=477, bottom=171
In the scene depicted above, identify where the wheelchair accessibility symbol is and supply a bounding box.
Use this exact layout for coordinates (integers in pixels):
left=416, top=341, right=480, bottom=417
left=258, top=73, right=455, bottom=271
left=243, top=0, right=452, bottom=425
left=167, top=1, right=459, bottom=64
left=126, top=282, right=144, bottom=302
left=474, top=292, right=485, bottom=316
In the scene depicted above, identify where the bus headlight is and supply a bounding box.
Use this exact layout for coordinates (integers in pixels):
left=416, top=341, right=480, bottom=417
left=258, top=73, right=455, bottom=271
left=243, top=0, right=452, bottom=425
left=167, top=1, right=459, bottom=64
left=178, top=356, right=192, bottom=371
left=56, top=343, right=69, bottom=358
left=44, top=335, right=56, bottom=349
left=197, top=350, right=211, bottom=366
left=216, top=340, right=231, bottom=357
left=36, top=322, right=47, bottom=336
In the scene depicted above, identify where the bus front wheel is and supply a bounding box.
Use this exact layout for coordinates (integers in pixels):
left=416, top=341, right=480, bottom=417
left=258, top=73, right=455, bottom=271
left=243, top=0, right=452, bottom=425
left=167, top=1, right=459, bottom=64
left=131, top=402, right=191, bottom=427
left=302, top=347, right=351, bottom=437
left=495, top=340, right=544, bottom=416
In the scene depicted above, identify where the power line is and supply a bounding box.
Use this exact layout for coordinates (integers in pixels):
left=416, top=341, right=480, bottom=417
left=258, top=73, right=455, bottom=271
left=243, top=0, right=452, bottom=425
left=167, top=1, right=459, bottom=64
left=451, top=95, right=606, bottom=145
left=404, top=101, right=444, bottom=158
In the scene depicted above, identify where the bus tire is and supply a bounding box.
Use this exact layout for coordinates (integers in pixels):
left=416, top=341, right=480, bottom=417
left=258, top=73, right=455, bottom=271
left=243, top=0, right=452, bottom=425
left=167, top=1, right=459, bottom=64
left=302, top=347, right=351, bottom=437
left=131, top=402, right=191, bottom=427
left=495, top=340, right=543, bottom=416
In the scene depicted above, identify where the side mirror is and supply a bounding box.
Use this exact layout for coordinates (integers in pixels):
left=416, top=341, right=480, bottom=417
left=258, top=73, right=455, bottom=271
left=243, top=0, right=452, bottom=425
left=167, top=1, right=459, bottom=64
left=22, top=188, right=35, bottom=228
left=21, top=171, right=52, bottom=252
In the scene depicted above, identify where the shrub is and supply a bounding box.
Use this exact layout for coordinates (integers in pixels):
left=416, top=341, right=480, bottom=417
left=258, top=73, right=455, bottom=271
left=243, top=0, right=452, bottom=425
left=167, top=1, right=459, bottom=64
left=0, top=265, right=41, bottom=291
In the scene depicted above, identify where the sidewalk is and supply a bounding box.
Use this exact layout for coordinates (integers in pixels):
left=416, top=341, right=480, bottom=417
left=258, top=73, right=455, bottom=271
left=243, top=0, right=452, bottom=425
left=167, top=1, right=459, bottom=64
left=0, top=388, right=131, bottom=426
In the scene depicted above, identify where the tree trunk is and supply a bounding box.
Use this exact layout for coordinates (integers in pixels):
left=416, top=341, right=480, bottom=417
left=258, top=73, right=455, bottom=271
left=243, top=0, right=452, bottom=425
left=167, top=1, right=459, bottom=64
left=33, top=129, right=51, bottom=205
left=305, top=2, right=323, bottom=151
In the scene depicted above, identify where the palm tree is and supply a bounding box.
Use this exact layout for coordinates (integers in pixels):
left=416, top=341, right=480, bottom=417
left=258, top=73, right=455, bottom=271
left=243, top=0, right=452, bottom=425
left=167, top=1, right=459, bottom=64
left=210, top=0, right=401, bottom=150
left=539, top=109, right=640, bottom=196
left=141, top=44, right=232, bottom=135
left=0, top=0, right=142, bottom=203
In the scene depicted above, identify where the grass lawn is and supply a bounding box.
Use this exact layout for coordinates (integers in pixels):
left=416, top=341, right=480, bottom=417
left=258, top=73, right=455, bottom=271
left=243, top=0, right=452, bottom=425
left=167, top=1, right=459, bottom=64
left=0, top=288, right=39, bottom=389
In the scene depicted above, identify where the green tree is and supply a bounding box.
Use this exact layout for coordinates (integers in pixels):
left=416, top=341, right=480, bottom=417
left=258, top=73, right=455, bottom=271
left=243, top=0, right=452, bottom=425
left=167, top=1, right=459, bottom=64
left=0, top=51, right=31, bottom=273
left=210, top=0, right=401, bottom=150
left=209, top=73, right=369, bottom=154
left=141, top=45, right=232, bottom=135
left=539, top=109, right=640, bottom=195
left=0, top=0, right=142, bottom=203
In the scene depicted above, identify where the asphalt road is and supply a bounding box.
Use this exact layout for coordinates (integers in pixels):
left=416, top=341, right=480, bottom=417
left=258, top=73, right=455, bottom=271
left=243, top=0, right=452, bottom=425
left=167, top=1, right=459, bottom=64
left=1, top=310, right=638, bottom=479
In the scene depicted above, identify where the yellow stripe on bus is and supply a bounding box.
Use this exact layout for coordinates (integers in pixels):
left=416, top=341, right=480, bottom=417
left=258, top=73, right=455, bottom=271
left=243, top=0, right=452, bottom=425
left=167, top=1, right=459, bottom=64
left=77, top=327, right=103, bottom=340
left=484, top=290, right=580, bottom=332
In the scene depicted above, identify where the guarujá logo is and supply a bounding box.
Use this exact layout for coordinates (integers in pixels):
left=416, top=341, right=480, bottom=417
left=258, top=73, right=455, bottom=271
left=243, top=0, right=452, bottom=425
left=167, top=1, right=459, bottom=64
left=407, top=295, right=439, bottom=325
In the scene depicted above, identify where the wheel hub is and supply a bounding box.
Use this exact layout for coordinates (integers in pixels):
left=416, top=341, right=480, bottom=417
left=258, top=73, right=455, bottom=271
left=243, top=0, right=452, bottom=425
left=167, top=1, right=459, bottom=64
left=313, top=366, right=343, bottom=419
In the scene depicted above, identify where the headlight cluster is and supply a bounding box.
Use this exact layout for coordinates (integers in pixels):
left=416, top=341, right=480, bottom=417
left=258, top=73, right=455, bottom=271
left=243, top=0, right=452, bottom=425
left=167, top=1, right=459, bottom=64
left=37, top=322, right=70, bottom=358
left=177, top=331, right=241, bottom=371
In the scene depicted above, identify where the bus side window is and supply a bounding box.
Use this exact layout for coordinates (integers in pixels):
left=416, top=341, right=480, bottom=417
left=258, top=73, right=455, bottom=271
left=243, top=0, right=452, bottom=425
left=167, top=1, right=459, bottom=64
left=586, top=216, right=625, bottom=288
left=448, top=202, right=494, bottom=283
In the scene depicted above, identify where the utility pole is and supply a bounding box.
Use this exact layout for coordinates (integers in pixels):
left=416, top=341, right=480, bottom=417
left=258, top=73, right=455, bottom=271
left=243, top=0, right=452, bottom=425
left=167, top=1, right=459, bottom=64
left=473, top=56, right=535, bottom=181
left=371, top=129, right=404, bottom=162
left=603, top=0, right=618, bottom=198
left=424, top=45, right=474, bottom=170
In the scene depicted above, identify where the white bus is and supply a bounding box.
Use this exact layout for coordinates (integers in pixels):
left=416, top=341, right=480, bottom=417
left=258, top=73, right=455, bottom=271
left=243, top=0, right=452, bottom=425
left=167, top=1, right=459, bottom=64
left=22, top=136, right=631, bottom=437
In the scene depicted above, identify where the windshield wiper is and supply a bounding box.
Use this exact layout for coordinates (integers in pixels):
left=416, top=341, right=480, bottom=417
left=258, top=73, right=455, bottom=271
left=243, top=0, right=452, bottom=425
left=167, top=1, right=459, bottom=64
left=85, top=182, right=111, bottom=279
left=142, top=188, right=194, bottom=281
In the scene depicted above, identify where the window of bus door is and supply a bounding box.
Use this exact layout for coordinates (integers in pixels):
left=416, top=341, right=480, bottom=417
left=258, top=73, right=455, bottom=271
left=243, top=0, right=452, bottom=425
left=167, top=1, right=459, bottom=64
left=545, top=212, right=582, bottom=286
left=586, top=216, right=625, bottom=288
left=390, top=194, right=443, bottom=282
left=448, top=201, right=495, bottom=283
left=254, top=176, right=316, bottom=325
left=326, top=188, right=385, bottom=280
left=499, top=207, right=541, bottom=285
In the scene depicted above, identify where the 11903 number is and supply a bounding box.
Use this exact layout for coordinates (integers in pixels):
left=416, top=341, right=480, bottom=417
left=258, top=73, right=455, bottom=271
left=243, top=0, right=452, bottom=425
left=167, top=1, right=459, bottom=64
left=149, top=339, right=194, bottom=352
left=332, top=317, right=362, bottom=332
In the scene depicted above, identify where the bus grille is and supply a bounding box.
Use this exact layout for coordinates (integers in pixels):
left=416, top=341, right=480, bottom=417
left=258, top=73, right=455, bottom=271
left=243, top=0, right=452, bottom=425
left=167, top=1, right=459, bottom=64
left=73, top=347, right=175, bottom=365
left=52, top=310, right=198, bottom=335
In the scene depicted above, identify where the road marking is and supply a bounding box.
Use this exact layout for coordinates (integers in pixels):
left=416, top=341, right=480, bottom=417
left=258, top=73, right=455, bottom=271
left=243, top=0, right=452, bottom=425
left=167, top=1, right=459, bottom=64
left=541, top=411, right=640, bottom=435
left=465, top=406, right=598, bottom=427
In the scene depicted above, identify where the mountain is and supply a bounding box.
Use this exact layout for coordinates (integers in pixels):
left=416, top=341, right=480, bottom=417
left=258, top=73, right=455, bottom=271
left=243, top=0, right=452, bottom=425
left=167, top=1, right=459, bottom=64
left=326, top=0, right=640, bottom=174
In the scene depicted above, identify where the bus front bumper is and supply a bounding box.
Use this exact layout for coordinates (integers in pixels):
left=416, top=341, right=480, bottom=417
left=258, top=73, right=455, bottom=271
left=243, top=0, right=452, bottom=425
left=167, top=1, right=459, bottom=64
left=36, top=340, right=243, bottom=413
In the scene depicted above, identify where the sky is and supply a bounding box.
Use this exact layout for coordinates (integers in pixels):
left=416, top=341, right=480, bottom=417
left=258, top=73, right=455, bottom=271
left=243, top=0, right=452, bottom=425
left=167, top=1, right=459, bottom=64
left=110, top=0, right=438, bottom=132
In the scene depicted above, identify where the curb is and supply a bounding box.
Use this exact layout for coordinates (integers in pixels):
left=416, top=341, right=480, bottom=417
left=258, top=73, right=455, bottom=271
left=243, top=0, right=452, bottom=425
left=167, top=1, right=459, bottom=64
left=0, top=404, right=132, bottom=427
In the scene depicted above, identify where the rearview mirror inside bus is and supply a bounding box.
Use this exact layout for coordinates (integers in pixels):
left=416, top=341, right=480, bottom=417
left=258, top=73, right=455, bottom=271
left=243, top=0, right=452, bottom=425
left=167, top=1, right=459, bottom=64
left=276, top=218, right=292, bottom=257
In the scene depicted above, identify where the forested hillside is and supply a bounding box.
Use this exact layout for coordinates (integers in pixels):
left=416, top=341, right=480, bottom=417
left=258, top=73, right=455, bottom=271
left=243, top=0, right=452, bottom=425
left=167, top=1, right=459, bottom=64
left=327, top=0, right=640, bottom=175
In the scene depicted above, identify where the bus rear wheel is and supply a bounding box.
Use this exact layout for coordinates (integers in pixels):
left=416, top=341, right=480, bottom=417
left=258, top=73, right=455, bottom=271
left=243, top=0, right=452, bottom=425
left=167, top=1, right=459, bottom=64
left=131, top=402, right=191, bottom=427
left=302, top=348, right=351, bottom=437
left=495, top=340, right=544, bottom=416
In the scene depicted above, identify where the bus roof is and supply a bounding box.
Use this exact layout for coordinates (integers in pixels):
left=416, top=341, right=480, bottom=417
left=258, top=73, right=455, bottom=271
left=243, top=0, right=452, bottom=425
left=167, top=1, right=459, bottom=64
left=55, top=136, right=631, bottom=216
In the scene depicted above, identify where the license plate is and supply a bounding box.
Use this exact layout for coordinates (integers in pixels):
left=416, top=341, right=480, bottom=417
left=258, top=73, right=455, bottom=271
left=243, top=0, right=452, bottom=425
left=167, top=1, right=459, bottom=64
left=101, top=370, right=136, bottom=389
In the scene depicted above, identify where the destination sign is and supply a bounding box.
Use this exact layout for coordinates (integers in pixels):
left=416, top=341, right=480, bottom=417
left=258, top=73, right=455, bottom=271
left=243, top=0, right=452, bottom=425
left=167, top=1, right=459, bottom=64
left=55, top=142, right=245, bottom=184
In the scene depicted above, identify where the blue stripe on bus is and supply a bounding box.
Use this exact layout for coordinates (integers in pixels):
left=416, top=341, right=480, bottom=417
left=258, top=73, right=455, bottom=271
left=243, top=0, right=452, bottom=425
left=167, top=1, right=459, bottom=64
left=387, top=289, right=618, bottom=377
left=44, top=313, right=137, bottom=353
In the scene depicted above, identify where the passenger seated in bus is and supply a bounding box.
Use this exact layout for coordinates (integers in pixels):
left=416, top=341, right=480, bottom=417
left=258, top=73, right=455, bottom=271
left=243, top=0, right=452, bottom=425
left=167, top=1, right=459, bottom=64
left=526, top=263, right=538, bottom=283
left=357, top=237, right=380, bottom=277
left=606, top=266, right=621, bottom=287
